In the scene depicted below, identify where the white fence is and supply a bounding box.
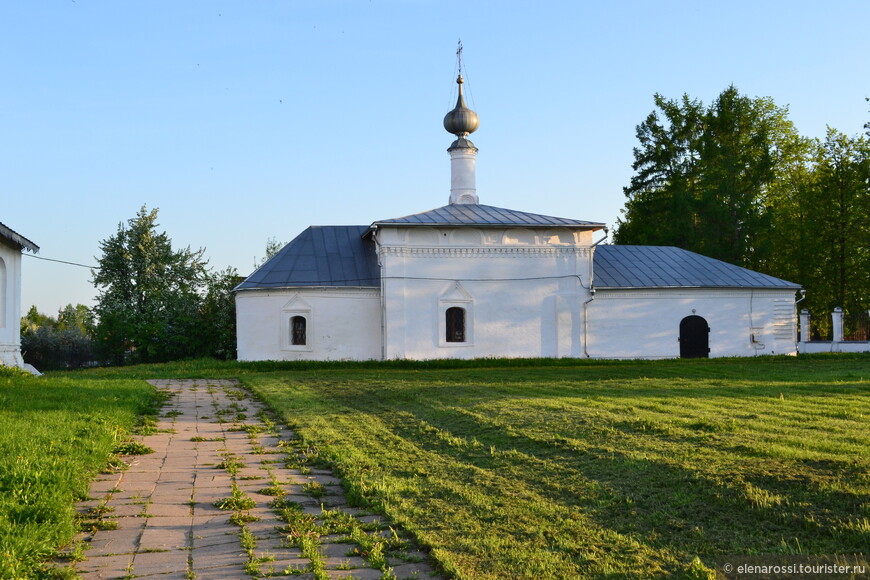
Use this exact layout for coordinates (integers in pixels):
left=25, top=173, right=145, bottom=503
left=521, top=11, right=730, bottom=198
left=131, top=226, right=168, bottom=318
left=799, top=308, right=870, bottom=353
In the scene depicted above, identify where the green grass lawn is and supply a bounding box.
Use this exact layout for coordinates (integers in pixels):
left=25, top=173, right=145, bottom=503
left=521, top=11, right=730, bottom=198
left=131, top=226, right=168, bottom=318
left=2, top=355, right=869, bottom=579
left=242, top=355, right=870, bottom=579
left=0, top=366, right=157, bottom=579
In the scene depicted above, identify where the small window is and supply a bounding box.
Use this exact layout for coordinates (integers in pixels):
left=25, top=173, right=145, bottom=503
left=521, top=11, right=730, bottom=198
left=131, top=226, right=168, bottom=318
left=290, top=316, right=307, bottom=346
left=446, top=307, right=465, bottom=343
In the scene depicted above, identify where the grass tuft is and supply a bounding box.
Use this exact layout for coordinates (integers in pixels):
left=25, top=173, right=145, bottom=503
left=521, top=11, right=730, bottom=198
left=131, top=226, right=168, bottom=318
left=111, top=440, right=154, bottom=456
left=214, top=484, right=256, bottom=512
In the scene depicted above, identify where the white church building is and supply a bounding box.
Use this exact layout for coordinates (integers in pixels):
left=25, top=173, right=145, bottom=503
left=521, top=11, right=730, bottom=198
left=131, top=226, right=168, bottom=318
left=1, top=221, right=39, bottom=369
left=235, top=75, right=801, bottom=361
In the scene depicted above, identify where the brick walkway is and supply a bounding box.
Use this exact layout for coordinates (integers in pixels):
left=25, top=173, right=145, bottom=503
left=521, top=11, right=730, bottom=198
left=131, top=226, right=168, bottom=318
left=69, top=379, right=440, bottom=579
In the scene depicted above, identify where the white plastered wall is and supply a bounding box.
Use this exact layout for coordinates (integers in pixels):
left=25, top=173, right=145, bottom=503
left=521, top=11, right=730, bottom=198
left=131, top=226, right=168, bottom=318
left=377, top=226, right=595, bottom=360
left=0, top=240, right=25, bottom=367
left=235, top=287, right=382, bottom=361
left=586, top=288, right=798, bottom=358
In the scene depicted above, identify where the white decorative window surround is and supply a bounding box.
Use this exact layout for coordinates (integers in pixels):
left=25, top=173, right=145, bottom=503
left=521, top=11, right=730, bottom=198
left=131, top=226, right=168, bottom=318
left=439, top=282, right=473, bottom=347
left=281, top=295, right=312, bottom=351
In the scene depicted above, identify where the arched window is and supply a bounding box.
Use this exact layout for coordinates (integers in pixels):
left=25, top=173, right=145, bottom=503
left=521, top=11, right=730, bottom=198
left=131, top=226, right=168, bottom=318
left=446, top=307, right=465, bottom=343
left=290, top=316, right=307, bottom=346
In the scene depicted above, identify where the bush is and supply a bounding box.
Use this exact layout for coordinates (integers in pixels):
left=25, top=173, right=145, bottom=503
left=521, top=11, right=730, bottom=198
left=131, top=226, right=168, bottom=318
left=21, top=326, right=95, bottom=370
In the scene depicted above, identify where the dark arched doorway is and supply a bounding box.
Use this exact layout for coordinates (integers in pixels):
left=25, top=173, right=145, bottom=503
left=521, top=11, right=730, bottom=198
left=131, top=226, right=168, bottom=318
left=679, top=315, right=709, bottom=358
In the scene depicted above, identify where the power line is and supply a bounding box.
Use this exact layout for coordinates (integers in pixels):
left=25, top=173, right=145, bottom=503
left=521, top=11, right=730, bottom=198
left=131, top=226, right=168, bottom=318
left=24, top=254, right=97, bottom=269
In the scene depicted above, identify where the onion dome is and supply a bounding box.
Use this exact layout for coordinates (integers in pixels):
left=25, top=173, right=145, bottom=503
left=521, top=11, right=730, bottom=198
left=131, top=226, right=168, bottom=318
left=443, top=75, right=479, bottom=139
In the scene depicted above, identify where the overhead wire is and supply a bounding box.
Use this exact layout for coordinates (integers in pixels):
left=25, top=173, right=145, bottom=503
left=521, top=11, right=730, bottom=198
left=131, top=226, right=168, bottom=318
left=23, top=254, right=97, bottom=269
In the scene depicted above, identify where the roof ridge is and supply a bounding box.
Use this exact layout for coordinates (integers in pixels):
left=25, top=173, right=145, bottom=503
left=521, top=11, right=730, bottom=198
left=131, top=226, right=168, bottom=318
left=372, top=203, right=606, bottom=228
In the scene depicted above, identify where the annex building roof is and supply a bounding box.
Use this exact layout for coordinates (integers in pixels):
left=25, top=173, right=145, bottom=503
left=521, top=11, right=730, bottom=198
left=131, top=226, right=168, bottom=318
left=372, top=203, right=606, bottom=229
left=235, top=225, right=379, bottom=290
left=594, top=245, right=801, bottom=290
left=0, top=221, right=39, bottom=253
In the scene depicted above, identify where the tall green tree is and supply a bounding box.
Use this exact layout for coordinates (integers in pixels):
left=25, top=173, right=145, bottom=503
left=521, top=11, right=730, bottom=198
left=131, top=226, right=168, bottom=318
left=696, top=88, right=776, bottom=266
left=805, top=129, right=870, bottom=321
left=92, top=205, right=209, bottom=364
left=753, top=126, right=869, bottom=337
left=614, top=93, right=705, bottom=249
left=758, top=147, right=816, bottom=294
left=615, top=86, right=807, bottom=268
left=617, top=90, right=870, bottom=336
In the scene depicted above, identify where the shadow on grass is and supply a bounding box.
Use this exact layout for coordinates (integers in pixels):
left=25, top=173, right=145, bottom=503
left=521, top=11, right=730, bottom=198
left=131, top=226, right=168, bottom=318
left=296, top=376, right=870, bottom=572
left=62, top=352, right=870, bottom=384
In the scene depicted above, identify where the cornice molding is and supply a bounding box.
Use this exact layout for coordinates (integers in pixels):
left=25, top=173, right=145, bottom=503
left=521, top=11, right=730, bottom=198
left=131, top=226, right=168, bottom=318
left=379, top=246, right=592, bottom=258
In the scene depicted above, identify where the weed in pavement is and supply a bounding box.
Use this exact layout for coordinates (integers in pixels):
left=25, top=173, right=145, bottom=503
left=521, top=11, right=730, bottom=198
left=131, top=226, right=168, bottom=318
left=215, top=483, right=256, bottom=512
left=217, top=454, right=245, bottom=476
left=112, top=440, right=154, bottom=456
left=301, top=481, right=326, bottom=498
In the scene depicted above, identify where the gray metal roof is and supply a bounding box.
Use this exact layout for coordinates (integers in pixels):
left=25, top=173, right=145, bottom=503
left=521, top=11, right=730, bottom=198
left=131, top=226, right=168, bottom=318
left=236, top=229, right=800, bottom=292
left=373, top=204, right=605, bottom=229
left=593, top=245, right=801, bottom=290
left=0, top=222, right=39, bottom=253
left=235, top=225, right=379, bottom=290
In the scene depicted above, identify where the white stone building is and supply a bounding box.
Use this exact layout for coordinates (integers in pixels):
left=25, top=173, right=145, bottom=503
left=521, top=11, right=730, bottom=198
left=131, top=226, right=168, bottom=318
left=235, top=75, right=801, bottom=361
left=0, top=222, right=39, bottom=368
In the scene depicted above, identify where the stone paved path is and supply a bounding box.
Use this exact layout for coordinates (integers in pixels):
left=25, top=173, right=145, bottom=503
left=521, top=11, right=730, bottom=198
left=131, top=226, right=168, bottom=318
left=70, top=379, right=440, bottom=579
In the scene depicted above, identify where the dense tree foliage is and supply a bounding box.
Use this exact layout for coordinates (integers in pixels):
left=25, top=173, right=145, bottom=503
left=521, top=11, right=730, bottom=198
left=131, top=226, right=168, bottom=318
left=802, top=130, right=869, bottom=330
left=614, top=93, right=705, bottom=250
left=616, top=88, right=870, bottom=336
left=20, top=304, right=95, bottom=370
left=615, top=86, right=808, bottom=267
left=91, top=206, right=238, bottom=364
left=199, top=266, right=242, bottom=361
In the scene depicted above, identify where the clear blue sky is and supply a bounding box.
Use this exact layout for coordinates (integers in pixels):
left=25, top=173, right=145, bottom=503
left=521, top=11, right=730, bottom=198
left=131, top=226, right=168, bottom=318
left=3, top=1, right=868, bottom=315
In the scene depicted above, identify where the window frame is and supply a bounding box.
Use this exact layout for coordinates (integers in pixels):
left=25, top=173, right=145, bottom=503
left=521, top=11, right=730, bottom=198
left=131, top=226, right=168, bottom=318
left=290, top=315, right=307, bottom=346
left=438, top=298, right=473, bottom=348
left=445, top=306, right=466, bottom=343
